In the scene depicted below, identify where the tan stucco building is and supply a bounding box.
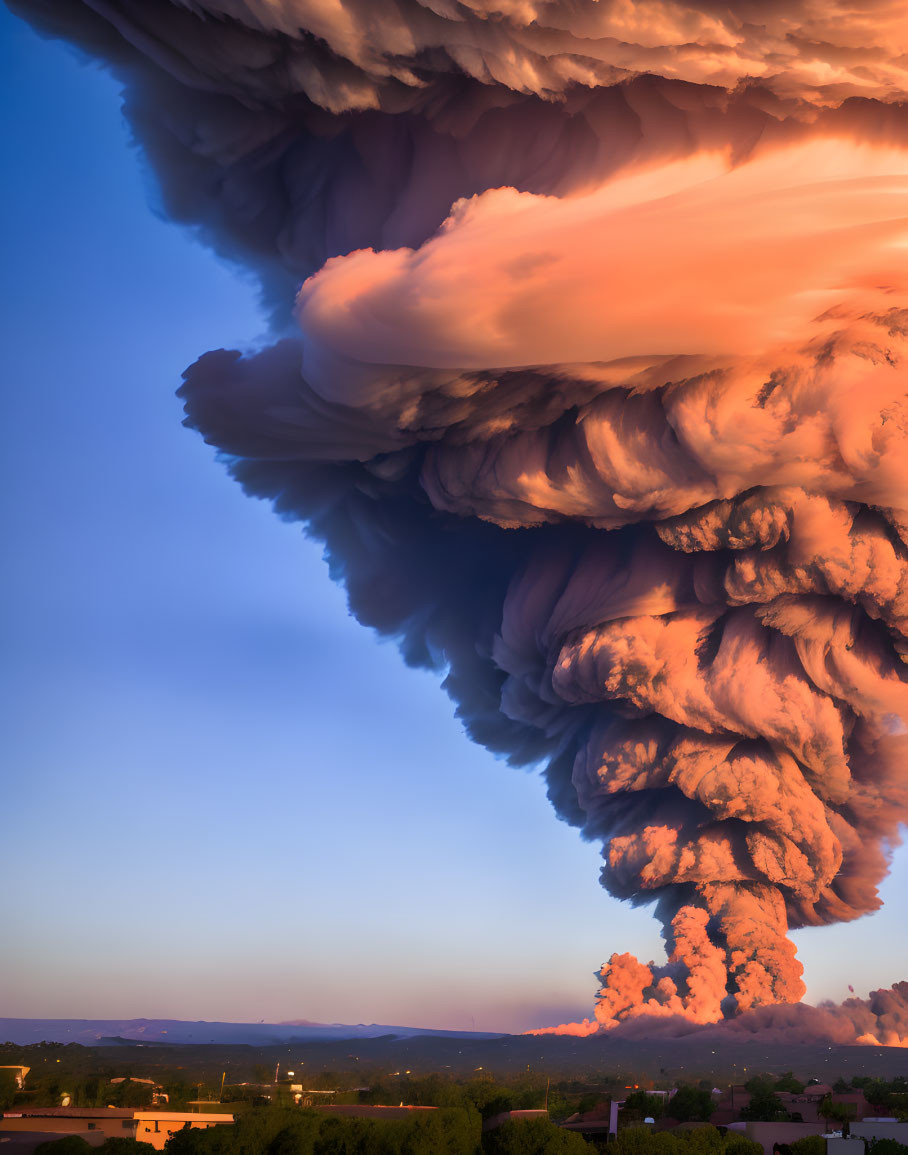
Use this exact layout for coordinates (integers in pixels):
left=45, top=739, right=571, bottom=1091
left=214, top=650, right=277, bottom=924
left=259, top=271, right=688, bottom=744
left=1, top=1106, right=137, bottom=1140
left=1, top=1107, right=234, bottom=1152
left=132, top=1110, right=235, bottom=1150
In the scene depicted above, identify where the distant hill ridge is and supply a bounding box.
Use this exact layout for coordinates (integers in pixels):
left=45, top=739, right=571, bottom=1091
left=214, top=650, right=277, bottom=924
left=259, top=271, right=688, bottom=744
left=0, top=1017, right=504, bottom=1046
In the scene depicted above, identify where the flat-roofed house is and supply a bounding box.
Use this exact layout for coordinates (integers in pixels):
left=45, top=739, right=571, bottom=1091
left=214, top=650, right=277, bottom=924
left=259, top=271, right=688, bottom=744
left=1, top=1106, right=137, bottom=1141
left=133, top=1110, right=235, bottom=1150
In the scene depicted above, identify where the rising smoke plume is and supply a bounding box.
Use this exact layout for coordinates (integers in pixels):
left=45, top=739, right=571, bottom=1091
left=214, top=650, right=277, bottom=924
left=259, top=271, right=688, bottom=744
left=12, top=0, right=908, bottom=1034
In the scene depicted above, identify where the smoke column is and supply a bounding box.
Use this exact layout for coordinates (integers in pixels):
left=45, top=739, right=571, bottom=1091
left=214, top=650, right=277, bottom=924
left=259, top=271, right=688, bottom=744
left=12, top=0, right=908, bottom=1032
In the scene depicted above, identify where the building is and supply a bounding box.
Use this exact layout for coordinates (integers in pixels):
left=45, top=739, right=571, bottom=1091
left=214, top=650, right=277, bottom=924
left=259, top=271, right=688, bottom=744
left=727, top=1119, right=827, bottom=1155
left=133, top=1110, right=235, bottom=1150
left=296, top=1089, right=338, bottom=1108
left=0, top=1068, right=30, bottom=1091
left=312, top=1105, right=438, bottom=1120
left=482, top=1109, right=548, bottom=1133
left=561, top=1100, right=614, bottom=1142
left=722, top=1118, right=908, bottom=1155
left=778, top=1088, right=872, bottom=1125
left=851, top=1120, right=908, bottom=1145
left=710, top=1085, right=874, bottom=1129
left=711, top=1086, right=752, bottom=1125
left=110, top=1076, right=170, bottom=1106
left=1, top=1107, right=138, bottom=1142
left=828, top=1137, right=866, bottom=1155
left=1, top=1106, right=235, bottom=1154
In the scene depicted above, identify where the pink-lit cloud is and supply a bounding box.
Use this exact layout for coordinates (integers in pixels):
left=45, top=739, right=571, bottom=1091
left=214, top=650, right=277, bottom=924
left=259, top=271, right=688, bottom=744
left=12, top=0, right=908, bottom=1039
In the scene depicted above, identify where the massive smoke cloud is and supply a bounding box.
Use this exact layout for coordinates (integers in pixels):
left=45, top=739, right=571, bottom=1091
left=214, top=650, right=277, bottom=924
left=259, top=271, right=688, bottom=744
left=13, top=0, right=908, bottom=1034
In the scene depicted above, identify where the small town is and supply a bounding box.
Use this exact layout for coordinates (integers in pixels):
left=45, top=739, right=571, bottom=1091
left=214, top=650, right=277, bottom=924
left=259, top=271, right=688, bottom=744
left=2, top=1050, right=908, bottom=1155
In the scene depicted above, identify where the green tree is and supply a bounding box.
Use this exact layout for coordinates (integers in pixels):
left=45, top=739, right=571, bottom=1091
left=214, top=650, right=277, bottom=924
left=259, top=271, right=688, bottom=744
left=818, top=1098, right=856, bottom=1128
left=461, top=1078, right=518, bottom=1120
left=890, top=1096, right=908, bottom=1122
left=546, top=1093, right=575, bottom=1122
left=106, top=1079, right=155, bottom=1109
left=163, top=1081, right=195, bottom=1111
left=0, top=1069, right=18, bottom=1111
left=613, top=1126, right=671, bottom=1155
left=268, top=1117, right=324, bottom=1155
left=650, top=1134, right=685, bottom=1155
left=667, top=1087, right=715, bottom=1123
left=868, top=1141, right=908, bottom=1155
left=613, top=1130, right=727, bottom=1155
left=165, top=1123, right=237, bottom=1155
left=480, top=1095, right=514, bottom=1121
left=678, top=1125, right=724, bottom=1155
left=310, top=1116, right=357, bottom=1155
left=97, top=1139, right=157, bottom=1155
left=723, top=1136, right=762, bottom=1155
left=483, top=1116, right=592, bottom=1154
left=624, top=1091, right=665, bottom=1120
left=232, top=1109, right=314, bottom=1155
left=739, top=1086, right=789, bottom=1123
left=774, top=1074, right=805, bottom=1094
left=76, top=1075, right=105, bottom=1107
left=162, top=1105, right=481, bottom=1155
left=789, top=1136, right=827, bottom=1155
left=402, top=1108, right=481, bottom=1155
left=862, top=1082, right=893, bottom=1113
left=34, top=1140, right=94, bottom=1155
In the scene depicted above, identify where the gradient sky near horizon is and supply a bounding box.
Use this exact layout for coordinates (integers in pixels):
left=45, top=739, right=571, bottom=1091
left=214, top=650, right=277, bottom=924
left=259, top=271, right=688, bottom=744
left=2, top=4, right=907, bottom=1035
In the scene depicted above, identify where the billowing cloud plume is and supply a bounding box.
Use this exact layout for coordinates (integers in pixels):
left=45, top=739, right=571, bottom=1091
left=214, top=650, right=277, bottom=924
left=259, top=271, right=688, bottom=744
left=13, top=0, right=908, bottom=1035
left=39, top=0, right=908, bottom=110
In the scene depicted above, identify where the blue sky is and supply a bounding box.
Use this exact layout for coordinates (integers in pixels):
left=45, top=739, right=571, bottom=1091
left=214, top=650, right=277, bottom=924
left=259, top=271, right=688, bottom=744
left=2, top=5, right=906, bottom=1034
